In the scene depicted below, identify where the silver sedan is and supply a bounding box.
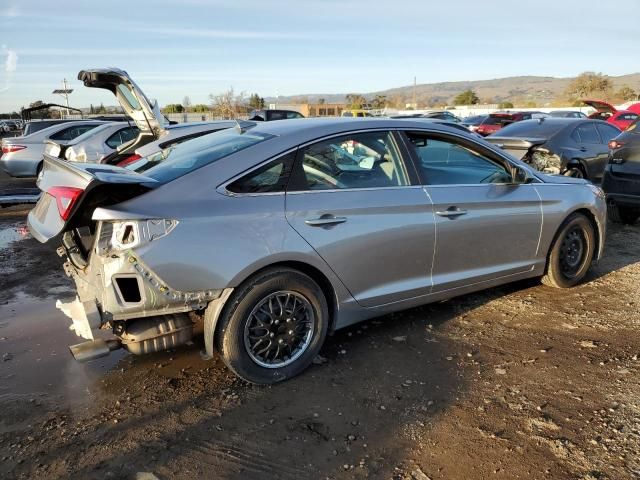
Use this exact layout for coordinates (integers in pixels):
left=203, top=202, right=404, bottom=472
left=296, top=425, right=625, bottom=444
left=28, top=118, right=606, bottom=384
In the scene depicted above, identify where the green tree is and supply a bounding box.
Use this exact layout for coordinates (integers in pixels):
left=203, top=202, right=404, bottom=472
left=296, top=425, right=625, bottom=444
left=566, top=72, right=612, bottom=99
left=616, top=85, right=637, bottom=101
left=164, top=104, right=184, bottom=113
left=248, top=93, right=265, bottom=109
left=498, top=101, right=514, bottom=109
left=345, top=93, right=367, bottom=109
left=192, top=104, right=209, bottom=113
left=453, top=90, right=480, bottom=105
left=371, top=95, right=388, bottom=109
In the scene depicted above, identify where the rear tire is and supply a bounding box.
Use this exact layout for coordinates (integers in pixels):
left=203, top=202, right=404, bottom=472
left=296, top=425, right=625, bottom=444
left=608, top=203, right=640, bottom=225
left=542, top=213, right=595, bottom=288
left=215, top=268, right=329, bottom=384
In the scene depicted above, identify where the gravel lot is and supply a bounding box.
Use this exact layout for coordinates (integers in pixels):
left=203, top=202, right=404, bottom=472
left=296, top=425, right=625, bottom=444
left=0, top=206, right=638, bottom=480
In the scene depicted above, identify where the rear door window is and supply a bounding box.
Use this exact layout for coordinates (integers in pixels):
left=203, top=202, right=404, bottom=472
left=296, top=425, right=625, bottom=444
left=105, top=126, right=139, bottom=149
left=268, top=111, right=287, bottom=121
left=573, top=123, right=601, bottom=144
left=50, top=124, right=99, bottom=141
left=295, top=131, right=409, bottom=190
left=596, top=123, right=621, bottom=143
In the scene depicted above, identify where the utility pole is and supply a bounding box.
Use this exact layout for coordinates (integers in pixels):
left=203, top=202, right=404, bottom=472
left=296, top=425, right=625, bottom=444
left=413, top=76, right=417, bottom=109
left=52, top=79, right=73, bottom=117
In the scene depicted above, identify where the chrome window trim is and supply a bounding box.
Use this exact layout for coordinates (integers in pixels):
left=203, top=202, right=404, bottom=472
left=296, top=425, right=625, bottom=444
left=286, top=185, right=426, bottom=195
left=217, top=126, right=542, bottom=197
left=217, top=147, right=298, bottom=197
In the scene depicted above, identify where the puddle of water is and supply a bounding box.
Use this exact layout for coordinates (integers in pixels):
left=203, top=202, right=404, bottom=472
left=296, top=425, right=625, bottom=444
left=0, top=221, right=29, bottom=249
left=0, top=294, right=124, bottom=405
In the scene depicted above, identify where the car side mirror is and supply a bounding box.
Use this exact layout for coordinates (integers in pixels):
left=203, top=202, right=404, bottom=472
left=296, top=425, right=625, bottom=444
left=513, top=166, right=534, bottom=184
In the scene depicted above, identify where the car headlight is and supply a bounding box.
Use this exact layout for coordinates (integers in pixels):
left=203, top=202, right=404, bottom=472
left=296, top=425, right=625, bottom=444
left=587, top=183, right=606, bottom=200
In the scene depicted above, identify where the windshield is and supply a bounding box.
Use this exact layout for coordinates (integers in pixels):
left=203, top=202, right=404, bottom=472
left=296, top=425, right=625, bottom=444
left=129, top=127, right=274, bottom=183
left=493, top=119, right=568, bottom=138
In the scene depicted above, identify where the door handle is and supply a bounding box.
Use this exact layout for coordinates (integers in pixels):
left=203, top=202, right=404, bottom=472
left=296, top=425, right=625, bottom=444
left=435, top=207, right=468, bottom=218
left=305, top=216, right=347, bottom=226
left=579, top=146, right=587, bottom=152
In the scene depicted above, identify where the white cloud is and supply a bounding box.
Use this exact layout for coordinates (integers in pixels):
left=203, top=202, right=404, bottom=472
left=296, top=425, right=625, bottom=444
left=1, top=5, right=19, bottom=18
left=5, top=49, right=18, bottom=72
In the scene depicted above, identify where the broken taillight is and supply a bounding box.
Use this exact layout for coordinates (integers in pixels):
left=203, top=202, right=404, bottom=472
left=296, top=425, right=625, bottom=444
left=116, top=154, right=142, bottom=168
left=47, top=186, right=84, bottom=221
left=2, top=144, right=27, bottom=154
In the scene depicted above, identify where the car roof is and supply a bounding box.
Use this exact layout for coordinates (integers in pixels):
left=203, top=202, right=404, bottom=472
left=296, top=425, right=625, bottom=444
left=246, top=117, right=470, bottom=142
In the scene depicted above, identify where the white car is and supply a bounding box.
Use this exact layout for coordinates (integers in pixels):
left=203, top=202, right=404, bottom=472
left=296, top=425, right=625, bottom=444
left=1, top=120, right=108, bottom=177
left=44, top=122, right=138, bottom=163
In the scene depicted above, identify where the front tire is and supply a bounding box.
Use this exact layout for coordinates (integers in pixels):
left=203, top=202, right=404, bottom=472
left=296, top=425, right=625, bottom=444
left=542, top=213, right=595, bottom=288
left=608, top=203, right=640, bottom=225
left=563, top=166, right=585, bottom=179
left=215, top=268, right=329, bottom=384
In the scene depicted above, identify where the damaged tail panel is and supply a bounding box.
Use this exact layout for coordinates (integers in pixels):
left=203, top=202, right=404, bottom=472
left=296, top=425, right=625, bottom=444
left=28, top=155, right=223, bottom=361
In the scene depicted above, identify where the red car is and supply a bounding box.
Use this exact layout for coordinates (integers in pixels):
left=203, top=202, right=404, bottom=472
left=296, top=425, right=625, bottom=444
left=476, top=111, right=549, bottom=136
left=475, top=113, right=515, bottom=136
left=583, top=99, right=639, bottom=131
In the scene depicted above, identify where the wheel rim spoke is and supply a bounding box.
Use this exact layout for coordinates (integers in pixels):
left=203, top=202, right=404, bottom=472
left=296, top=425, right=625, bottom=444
left=243, top=290, right=315, bottom=369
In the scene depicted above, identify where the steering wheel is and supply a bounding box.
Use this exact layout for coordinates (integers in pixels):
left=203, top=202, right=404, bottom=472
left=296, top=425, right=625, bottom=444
left=303, top=165, right=347, bottom=189
left=480, top=170, right=508, bottom=184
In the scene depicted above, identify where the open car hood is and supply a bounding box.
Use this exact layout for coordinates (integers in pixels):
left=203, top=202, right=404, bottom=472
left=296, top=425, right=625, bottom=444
left=78, top=68, right=166, bottom=137
left=582, top=99, right=617, bottom=114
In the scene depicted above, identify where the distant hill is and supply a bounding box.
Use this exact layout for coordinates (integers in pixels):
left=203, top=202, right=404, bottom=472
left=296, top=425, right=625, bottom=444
left=265, top=73, right=640, bottom=107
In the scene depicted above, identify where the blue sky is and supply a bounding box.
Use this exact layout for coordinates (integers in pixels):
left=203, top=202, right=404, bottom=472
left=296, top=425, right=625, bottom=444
left=0, top=0, right=638, bottom=112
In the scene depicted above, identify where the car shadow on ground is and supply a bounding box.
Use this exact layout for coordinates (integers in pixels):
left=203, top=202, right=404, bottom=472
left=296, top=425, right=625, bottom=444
left=6, top=278, right=539, bottom=480
left=584, top=222, right=640, bottom=283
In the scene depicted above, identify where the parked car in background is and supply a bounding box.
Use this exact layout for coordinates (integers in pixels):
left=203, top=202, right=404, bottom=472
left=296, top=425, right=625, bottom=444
left=583, top=99, right=639, bottom=131
left=461, top=114, right=488, bottom=133
left=601, top=119, right=640, bottom=224
left=407, top=117, right=481, bottom=137
left=116, top=120, right=255, bottom=167
left=28, top=117, right=605, bottom=384
left=486, top=118, right=620, bottom=181
left=22, top=119, right=79, bottom=136
left=76, top=68, right=170, bottom=166
left=421, top=111, right=462, bottom=122
left=0, top=120, right=21, bottom=132
left=0, top=120, right=108, bottom=177
left=249, top=109, right=304, bottom=121
left=550, top=110, right=588, bottom=119
left=341, top=110, right=373, bottom=117
left=476, top=113, right=515, bottom=136
left=44, top=122, right=139, bottom=163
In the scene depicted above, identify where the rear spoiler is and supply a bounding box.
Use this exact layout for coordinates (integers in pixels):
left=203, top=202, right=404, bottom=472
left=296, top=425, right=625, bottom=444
left=485, top=137, right=547, bottom=150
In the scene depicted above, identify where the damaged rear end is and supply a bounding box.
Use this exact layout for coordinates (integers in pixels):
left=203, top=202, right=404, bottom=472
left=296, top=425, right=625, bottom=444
left=28, top=155, right=221, bottom=362
left=486, top=137, right=563, bottom=175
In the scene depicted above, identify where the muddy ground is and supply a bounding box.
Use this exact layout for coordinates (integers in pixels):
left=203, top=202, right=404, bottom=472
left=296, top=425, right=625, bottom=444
left=0, top=206, right=638, bottom=480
